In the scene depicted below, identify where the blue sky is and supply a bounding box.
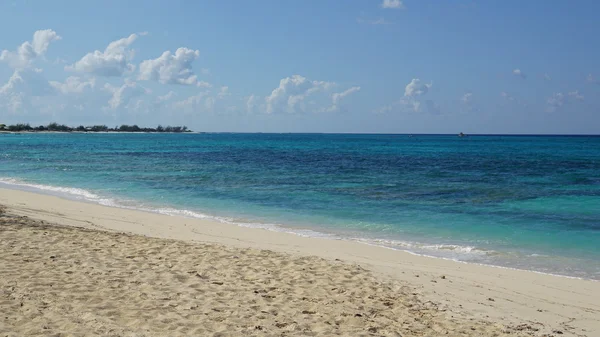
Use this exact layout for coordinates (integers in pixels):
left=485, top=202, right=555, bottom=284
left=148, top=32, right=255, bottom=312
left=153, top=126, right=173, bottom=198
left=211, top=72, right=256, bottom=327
left=0, top=0, right=599, bottom=133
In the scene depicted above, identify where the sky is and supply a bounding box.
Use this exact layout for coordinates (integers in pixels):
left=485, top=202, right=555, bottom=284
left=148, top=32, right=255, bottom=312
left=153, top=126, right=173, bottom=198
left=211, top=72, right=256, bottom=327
left=0, top=0, right=599, bottom=134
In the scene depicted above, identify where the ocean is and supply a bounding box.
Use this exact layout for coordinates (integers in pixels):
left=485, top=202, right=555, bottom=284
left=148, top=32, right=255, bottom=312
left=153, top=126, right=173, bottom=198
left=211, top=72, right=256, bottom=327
left=1, top=133, right=599, bottom=280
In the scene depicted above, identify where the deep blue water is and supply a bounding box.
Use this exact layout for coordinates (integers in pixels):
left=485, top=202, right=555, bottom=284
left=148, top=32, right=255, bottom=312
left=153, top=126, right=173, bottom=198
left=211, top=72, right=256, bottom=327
left=1, top=133, right=599, bottom=279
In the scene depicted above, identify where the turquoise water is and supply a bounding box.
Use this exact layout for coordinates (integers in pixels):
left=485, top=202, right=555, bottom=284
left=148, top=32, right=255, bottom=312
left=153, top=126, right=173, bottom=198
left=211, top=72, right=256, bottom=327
left=1, top=133, right=599, bottom=279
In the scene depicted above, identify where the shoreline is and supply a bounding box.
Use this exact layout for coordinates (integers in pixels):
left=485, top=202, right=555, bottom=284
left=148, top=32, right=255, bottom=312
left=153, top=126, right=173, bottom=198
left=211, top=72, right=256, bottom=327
left=0, top=131, right=195, bottom=134
left=1, top=178, right=594, bottom=281
left=1, top=187, right=599, bottom=336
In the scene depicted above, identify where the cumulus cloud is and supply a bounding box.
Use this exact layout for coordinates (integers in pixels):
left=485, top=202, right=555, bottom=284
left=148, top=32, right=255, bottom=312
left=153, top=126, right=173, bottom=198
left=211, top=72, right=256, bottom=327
left=172, top=92, right=212, bottom=113
left=66, top=34, right=139, bottom=76
left=0, top=72, right=26, bottom=112
left=138, top=48, right=207, bottom=86
left=246, top=94, right=259, bottom=113
left=461, top=92, right=473, bottom=104
left=49, top=76, right=95, bottom=94
left=158, top=86, right=233, bottom=115
left=324, top=86, right=361, bottom=112
left=217, top=86, right=230, bottom=98
left=376, top=78, right=437, bottom=114
left=332, top=86, right=360, bottom=106
left=197, top=81, right=212, bottom=88
left=459, top=92, right=479, bottom=113
left=157, top=91, right=176, bottom=102
left=0, top=29, right=61, bottom=69
left=103, top=80, right=149, bottom=109
left=381, top=0, right=404, bottom=9
left=547, top=93, right=565, bottom=111
left=546, top=90, right=584, bottom=112
left=568, top=90, right=584, bottom=100
left=404, top=79, right=432, bottom=97
left=0, top=69, right=57, bottom=114
left=265, top=75, right=335, bottom=114
left=512, top=68, right=526, bottom=79
left=0, top=69, right=54, bottom=96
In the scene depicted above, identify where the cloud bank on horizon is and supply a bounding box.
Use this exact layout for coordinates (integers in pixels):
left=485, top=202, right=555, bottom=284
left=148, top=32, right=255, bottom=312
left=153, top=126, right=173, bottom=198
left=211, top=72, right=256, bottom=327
left=0, top=0, right=598, bottom=133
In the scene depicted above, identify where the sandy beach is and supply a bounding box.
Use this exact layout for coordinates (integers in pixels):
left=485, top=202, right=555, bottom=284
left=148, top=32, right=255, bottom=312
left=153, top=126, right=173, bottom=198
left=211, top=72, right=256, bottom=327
left=1, top=188, right=598, bottom=336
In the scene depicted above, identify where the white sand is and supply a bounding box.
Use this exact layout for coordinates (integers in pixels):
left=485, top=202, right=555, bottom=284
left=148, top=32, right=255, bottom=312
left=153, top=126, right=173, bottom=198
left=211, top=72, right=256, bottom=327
left=1, top=187, right=598, bottom=336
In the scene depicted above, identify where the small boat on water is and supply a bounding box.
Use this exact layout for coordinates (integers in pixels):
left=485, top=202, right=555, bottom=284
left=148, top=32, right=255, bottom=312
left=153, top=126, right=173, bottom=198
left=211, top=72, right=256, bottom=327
left=458, top=132, right=466, bottom=137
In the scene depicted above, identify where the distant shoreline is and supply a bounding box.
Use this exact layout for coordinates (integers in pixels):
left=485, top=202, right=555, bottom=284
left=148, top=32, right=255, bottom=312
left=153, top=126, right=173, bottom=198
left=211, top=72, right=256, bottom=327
left=0, top=123, right=191, bottom=133
left=0, top=131, right=197, bottom=134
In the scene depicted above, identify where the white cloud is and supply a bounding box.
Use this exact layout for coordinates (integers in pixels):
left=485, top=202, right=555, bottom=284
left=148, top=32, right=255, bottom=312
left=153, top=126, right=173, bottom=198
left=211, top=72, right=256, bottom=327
left=587, top=73, right=598, bottom=85
left=138, top=47, right=206, bottom=86
left=217, top=86, right=230, bottom=98
left=547, top=91, right=584, bottom=112
left=31, top=30, right=61, bottom=56
left=172, top=92, right=213, bottom=113
left=204, top=96, right=215, bottom=110
left=103, top=80, right=149, bottom=109
left=66, top=34, right=139, bottom=76
left=325, top=86, right=361, bottom=112
left=381, top=0, right=404, bottom=9
left=461, top=92, right=473, bottom=104
left=0, top=69, right=57, bottom=114
left=543, top=73, right=552, bottom=81
left=0, top=91, right=24, bottom=113
left=0, top=69, right=54, bottom=96
left=246, top=94, right=259, bottom=113
left=546, top=92, right=565, bottom=111
left=49, top=76, right=96, bottom=94
left=332, top=86, right=360, bottom=106
left=157, top=91, right=176, bottom=102
left=376, top=79, right=437, bottom=114
left=265, top=75, right=335, bottom=114
left=568, top=90, right=584, bottom=100
left=162, top=86, right=234, bottom=115
left=459, top=92, right=479, bottom=113
left=0, top=72, right=25, bottom=112
left=403, top=79, right=435, bottom=112
left=409, top=99, right=420, bottom=112
left=512, top=68, right=527, bottom=79
left=404, top=78, right=432, bottom=97
left=0, top=29, right=61, bottom=69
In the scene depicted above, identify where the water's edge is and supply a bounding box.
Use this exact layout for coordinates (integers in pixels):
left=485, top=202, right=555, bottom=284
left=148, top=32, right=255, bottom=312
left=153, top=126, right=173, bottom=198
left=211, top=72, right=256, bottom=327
left=1, top=177, right=593, bottom=282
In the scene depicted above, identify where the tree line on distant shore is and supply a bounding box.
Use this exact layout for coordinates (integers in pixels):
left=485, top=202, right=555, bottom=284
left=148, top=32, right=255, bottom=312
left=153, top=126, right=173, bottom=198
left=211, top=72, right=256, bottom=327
left=0, top=123, right=191, bottom=133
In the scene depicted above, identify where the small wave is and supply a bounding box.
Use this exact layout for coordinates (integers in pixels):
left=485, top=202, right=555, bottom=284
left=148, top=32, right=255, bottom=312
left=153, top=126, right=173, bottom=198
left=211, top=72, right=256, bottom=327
left=0, top=176, right=596, bottom=281
left=353, top=238, right=491, bottom=257
left=0, top=177, right=494, bottom=255
left=0, top=177, right=335, bottom=240
left=0, top=177, right=117, bottom=206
